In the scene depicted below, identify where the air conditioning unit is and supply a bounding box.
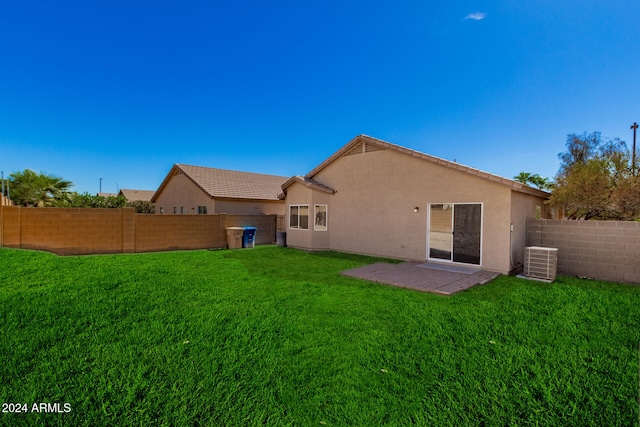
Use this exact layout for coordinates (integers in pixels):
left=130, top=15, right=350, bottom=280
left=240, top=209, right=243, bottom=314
left=524, top=246, right=558, bottom=281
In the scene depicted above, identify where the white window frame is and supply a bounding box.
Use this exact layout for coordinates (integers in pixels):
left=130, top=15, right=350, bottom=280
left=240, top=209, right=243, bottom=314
left=314, top=204, right=328, bottom=231
left=289, top=204, right=309, bottom=230
left=197, top=206, right=207, bottom=215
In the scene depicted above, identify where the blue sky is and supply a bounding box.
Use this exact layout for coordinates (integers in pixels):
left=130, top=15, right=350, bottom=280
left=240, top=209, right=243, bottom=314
left=1, top=1, right=639, bottom=194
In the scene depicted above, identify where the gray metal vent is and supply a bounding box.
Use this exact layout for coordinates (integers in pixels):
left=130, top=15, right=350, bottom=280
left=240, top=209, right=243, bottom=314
left=524, top=246, right=558, bottom=281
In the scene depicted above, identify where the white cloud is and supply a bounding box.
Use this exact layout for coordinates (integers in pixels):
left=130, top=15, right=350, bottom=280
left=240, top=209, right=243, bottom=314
left=464, top=12, right=486, bottom=21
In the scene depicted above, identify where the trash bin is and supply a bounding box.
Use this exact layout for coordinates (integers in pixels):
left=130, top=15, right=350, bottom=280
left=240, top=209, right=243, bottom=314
left=226, top=227, right=244, bottom=249
left=277, top=231, right=286, bottom=247
left=243, top=226, right=257, bottom=248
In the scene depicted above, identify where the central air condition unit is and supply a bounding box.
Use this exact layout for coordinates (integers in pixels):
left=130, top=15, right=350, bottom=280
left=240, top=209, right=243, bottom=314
left=524, top=246, right=558, bottom=281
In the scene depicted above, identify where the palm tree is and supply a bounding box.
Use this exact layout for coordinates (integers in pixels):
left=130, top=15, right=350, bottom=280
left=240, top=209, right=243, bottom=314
left=9, top=169, right=74, bottom=207
left=528, top=174, right=553, bottom=191
left=513, top=172, right=553, bottom=191
left=513, top=172, right=533, bottom=185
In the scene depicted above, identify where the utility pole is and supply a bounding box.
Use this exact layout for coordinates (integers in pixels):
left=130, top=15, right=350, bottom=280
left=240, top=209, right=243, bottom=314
left=100, top=178, right=103, bottom=194
left=632, top=122, right=638, bottom=175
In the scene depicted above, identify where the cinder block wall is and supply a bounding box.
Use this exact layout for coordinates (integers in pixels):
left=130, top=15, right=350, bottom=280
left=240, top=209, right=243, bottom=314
left=135, top=214, right=222, bottom=252
left=526, top=218, right=640, bottom=284
left=1, top=207, right=20, bottom=248
left=7, top=207, right=132, bottom=255
left=0, top=206, right=278, bottom=255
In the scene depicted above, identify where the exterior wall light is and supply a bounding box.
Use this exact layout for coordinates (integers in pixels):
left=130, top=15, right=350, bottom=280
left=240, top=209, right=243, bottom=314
left=414, top=207, right=419, bottom=213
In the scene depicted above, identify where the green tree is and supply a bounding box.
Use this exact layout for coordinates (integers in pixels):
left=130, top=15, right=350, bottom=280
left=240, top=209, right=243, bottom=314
left=9, top=169, right=74, bottom=207
left=59, top=192, right=128, bottom=208
left=550, top=132, right=639, bottom=220
left=558, top=131, right=601, bottom=172
left=58, top=193, right=155, bottom=213
left=126, top=200, right=156, bottom=213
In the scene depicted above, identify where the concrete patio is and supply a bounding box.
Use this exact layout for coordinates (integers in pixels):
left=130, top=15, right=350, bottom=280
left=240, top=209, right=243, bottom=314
left=341, top=262, right=500, bottom=296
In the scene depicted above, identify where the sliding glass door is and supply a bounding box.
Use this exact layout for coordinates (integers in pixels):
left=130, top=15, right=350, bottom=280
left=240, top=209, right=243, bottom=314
left=428, top=203, right=482, bottom=265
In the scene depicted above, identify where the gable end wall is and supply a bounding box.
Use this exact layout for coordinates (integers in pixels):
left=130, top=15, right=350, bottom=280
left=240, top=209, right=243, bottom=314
left=154, top=173, right=214, bottom=214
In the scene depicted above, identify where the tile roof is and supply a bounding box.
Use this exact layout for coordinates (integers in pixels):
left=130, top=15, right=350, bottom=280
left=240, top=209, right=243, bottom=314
left=153, top=164, right=289, bottom=202
left=119, top=189, right=156, bottom=202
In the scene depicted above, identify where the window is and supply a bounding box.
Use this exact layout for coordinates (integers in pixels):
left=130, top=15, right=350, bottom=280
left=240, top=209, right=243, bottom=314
left=173, top=207, right=178, bottom=214
left=197, top=206, right=207, bottom=214
left=159, top=207, right=164, bottom=214
left=181, top=206, right=186, bottom=214
left=314, top=205, right=327, bottom=231
left=289, top=205, right=309, bottom=229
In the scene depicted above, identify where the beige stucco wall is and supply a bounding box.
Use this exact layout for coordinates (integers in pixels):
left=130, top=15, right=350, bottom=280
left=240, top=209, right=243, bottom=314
left=155, top=173, right=285, bottom=215
left=215, top=199, right=284, bottom=215
left=286, top=184, right=314, bottom=250
left=285, top=185, right=332, bottom=251
left=509, top=190, right=548, bottom=268
left=310, top=191, right=331, bottom=250
left=154, top=174, right=214, bottom=214
left=286, top=148, right=549, bottom=274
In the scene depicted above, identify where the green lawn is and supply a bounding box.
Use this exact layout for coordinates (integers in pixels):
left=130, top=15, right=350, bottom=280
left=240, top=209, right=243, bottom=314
left=0, top=246, right=638, bottom=426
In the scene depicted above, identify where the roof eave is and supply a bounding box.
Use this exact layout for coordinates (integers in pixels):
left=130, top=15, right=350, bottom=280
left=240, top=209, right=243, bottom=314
left=151, top=164, right=181, bottom=202
left=281, top=175, right=336, bottom=196
left=511, top=183, right=551, bottom=198
left=214, top=195, right=283, bottom=202
left=305, top=135, right=366, bottom=179
left=304, top=134, right=551, bottom=198
left=152, top=163, right=219, bottom=203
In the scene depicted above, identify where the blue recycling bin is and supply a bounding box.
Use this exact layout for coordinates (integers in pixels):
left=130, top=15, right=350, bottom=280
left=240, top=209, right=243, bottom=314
left=242, top=226, right=257, bottom=248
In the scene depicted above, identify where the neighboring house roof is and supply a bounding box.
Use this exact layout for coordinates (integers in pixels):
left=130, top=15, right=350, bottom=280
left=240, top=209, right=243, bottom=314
left=283, top=134, right=549, bottom=198
left=119, top=189, right=155, bottom=202
left=97, top=192, right=118, bottom=198
left=152, top=164, right=289, bottom=202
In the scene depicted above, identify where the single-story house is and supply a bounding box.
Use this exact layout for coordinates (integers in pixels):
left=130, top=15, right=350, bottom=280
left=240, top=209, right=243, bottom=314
left=152, top=164, right=288, bottom=215
left=118, top=189, right=156, bottom=202
left=279, top=135, right=552, bottom=274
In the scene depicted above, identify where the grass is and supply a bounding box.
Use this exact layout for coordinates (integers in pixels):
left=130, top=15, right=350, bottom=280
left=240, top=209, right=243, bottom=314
left=0, top=246, right=639, bottom=426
